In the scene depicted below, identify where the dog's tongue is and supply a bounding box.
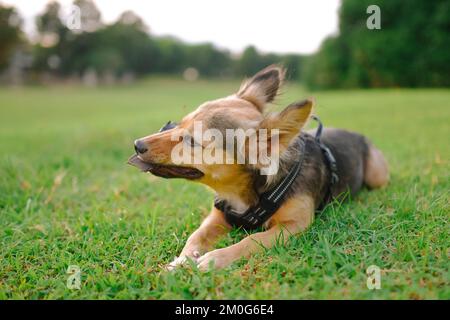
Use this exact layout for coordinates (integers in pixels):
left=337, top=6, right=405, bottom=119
left=127, top=154, right=154, bottom=172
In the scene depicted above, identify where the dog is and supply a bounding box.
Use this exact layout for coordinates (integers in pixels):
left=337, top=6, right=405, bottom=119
left=128, top=66, right=389, bottom=271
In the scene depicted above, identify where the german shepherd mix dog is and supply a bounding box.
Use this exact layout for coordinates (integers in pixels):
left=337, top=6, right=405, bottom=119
left=128, top=66, right=389, bottom=271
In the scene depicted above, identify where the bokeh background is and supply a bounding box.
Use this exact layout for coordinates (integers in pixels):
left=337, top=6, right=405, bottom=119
left=0, top=0, right=448, bottom=299
left=1, top=0, right=448, bottom=87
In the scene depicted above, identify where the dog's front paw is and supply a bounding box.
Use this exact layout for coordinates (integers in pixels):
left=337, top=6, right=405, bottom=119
left=166, top=256, right=187, bottom=271
left=197, top=249, right=235, bottom=271
left=166, top=251, right=201, bottom=271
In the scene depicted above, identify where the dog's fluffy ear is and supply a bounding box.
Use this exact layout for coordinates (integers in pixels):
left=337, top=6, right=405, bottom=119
left=237, top=65, right=285, bottom=111
left=260, top=99, right=314, bottom=153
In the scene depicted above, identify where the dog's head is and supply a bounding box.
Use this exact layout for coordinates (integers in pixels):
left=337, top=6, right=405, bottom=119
left=129, top=66, right=313, bottom=195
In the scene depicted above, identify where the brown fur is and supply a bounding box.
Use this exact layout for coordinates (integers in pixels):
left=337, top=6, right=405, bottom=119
left=364, top=144, right=389, bottom=188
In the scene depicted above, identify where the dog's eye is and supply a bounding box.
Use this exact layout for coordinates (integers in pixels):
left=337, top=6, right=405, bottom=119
left=183, top=135, right=201, bottom=148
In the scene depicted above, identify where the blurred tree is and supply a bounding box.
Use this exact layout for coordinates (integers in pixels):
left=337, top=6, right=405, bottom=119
left=0, top=4, right=23, bottom=70
left=186, top=43, right=232, bottom=77
left=305, top=0, right=450, bottom=89
left=235, top=46, right=303, bottom=80
left=97, top=20, right=158, bottom=75
left=303, top=36, right=350, bottom=89
left=74, top=0, right=102, bottom=32
left=33, top=1, right=68, bottom=74
left=280, top=54, right=304, bottom=81
left=155, top=37, right=187, bottom=73
left=235, top=46, right=264, bottom=76
left=36, top=1, right=63, bottom=36
left=117, top=10, right=148, bottom=33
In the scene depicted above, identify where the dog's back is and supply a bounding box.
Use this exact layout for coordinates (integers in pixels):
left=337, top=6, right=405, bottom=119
left=307, top=128, right=389, bottom=202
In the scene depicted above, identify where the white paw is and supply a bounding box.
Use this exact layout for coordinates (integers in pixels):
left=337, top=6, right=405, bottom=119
left=166, top=251, right=201, bottom=271
left=166, top=256, right=187, bottom=271
left=197, top=249, right=233, bottom=271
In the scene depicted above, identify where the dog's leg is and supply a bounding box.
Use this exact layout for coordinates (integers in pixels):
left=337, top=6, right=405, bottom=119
left=364, top=144, right=389, bottom=189
left=167, top=207, right=231, bottom=270
left=197, top=195, right=314, bottom=271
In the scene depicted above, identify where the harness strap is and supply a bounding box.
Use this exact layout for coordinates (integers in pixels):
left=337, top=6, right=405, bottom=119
left=311, top=116, right=339, bottom=184
left=311, top=116, right=339, bottom=207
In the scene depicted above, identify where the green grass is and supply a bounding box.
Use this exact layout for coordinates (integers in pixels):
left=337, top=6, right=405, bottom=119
left=0, top=78, right=448, bottom=299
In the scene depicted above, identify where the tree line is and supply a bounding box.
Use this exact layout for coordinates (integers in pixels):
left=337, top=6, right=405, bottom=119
left=0, top=0, right=448, bottom=88
left=0, top=0, right=303, bottom=84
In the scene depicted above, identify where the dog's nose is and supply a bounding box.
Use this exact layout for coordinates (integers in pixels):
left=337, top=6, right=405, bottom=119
left=134, top=139, right=148, bottom=154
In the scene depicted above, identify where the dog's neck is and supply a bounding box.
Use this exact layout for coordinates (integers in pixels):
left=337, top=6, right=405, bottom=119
left=216, top=190, right=253, bottom=213
left=213, top=136, right=304, bottom=213
left=210, top=170, right=257, bottom=213
left=256, top=135, right=304, bottom=194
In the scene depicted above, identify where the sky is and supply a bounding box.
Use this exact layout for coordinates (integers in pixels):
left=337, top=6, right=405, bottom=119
left=2, top=0, right=341, bottom=54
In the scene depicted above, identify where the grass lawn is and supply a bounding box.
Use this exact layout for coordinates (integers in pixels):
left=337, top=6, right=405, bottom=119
left=0, top=78, right=448, bottom=299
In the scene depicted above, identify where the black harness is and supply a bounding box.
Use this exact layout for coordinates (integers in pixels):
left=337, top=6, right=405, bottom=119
left=214, top=116, right=339, bottom=230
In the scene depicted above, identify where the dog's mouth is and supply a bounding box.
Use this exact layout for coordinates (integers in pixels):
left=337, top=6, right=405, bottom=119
left=127, top=154, right=204, bottom=180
